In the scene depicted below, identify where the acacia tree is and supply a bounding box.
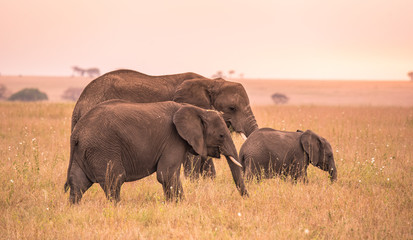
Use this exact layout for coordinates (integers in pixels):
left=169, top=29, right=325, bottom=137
left=408, top=71, right=413, bottom=81
left=8, top=88, right=48, bottom=101
left=271, top=93, right=289, bottom=105
left=0, top=84, right=11, bottom=100
left=62, top=87, right=83, bottom=101
left=211, top=70, right=225, bottom=79
left=228, top=70, right=235, bottom=79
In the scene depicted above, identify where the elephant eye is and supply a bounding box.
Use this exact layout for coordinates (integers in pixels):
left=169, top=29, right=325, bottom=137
left=229, top=106, right=236, bottom=112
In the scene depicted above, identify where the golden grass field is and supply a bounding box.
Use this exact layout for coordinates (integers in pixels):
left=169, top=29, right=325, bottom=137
left=0, top=76, right=412, bottom=239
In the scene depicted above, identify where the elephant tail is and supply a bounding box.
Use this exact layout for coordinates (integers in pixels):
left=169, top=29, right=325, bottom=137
left=64, top=137, right=78, bottom=193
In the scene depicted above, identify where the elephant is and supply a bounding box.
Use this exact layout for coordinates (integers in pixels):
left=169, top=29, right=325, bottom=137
left=239, top=128, right=337, bottom=182
left=64, top=100, right=248, bottom=204
left=71, top=69, right=259, bottom=178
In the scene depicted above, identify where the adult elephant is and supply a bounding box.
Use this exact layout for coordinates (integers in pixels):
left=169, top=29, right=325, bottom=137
left=71, top=69, right=259, bottom=177
left=65, top=100, right=248, bottom=203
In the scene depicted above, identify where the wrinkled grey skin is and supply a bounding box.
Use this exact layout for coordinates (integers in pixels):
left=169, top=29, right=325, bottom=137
left=71, top=69, right=258, bottom=178
left=240, top=128, right=337, bottom=182
left=65, top=100, right=248, bottom=204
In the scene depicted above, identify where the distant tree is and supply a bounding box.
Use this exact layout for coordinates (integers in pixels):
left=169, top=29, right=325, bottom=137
left=85, top=68, right=100, bottom=78
left=62, top=87, right=83, bottom=101
left=0, top=84, right=11, bottom=100
left=8, top=88, right=48, bottom=102
left=271, top=93, right=289, bottom=105
left=408, top=71, right=413, bottom=81
left=211, top=70, right=225, bottom=79
left=228, top=70, right=235, bottom=79
left=72, top=66, right=85, bottom=77
left=72, top=66, right=100, bottom=78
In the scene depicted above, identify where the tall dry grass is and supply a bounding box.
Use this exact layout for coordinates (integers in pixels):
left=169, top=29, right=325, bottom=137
left=0, top=102, right=412, bottom=239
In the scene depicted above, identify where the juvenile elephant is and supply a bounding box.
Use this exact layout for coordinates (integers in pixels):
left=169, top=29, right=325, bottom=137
left=71, top=69, right=259, bottom=179
left=240, top=128, right=337, bottom=182
left=64, top=100, right=248, bottom=204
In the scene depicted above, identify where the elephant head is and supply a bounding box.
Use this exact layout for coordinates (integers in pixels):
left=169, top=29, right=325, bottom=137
left=300, top=130, right=337, bottom=182
left=173, top=78, right=258, bottom=138
left=173, top=106, right=248, bottom=196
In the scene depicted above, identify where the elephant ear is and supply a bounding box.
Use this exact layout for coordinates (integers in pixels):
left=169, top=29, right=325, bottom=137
left=173, top=79, right=216, bottom=109
left=173, top=105, right=207, bottom=158
left=300, top=130, right=324, bottom=166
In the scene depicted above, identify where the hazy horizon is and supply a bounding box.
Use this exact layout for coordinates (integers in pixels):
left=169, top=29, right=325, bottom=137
left=1, top=74, right=412, bottom=82
left=1, top=0, right=412, bottom=80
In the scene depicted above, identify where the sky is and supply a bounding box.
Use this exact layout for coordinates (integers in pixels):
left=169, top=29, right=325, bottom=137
left=1, top=0, right=412, bottom=80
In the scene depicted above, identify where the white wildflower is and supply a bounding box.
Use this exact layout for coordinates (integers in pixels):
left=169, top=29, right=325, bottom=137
left=237, top=212, right=241, bottom=217
left=10, top=179, right=14, bottom=183
left=304, top=229, right=309, bottom=234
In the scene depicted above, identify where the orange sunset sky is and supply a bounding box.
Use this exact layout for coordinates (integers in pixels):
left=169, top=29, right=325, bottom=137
left=1, top=0, right=412, bottom=80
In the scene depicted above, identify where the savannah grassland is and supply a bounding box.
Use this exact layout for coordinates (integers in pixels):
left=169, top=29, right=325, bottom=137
left=0, top=78, right=413, bottom=239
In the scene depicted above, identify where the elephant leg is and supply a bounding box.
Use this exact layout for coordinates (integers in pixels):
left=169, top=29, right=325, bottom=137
left=68, top=161, right=93, bottom=204
left=157, top=158, right=184, bottom=202
left=243, top=157, right=259, bottom=182
left=200, top=157, right=216, bottom=179
left=302, top=166, right=309, bottom=184
left=98, top=160, right=126, bottom=203
left=158, top=174, right=183, bottom=202
left=289, top=163, right=306, bottom=184
left=183, top=153, right=201, bottom=180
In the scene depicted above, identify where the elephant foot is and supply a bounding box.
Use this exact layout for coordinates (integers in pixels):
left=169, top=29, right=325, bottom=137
left=163, top=183, right=184, bottom=202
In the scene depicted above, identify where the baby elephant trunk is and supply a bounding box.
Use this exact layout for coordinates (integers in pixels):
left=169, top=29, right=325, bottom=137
left=329, top=161, right=337, bottom=183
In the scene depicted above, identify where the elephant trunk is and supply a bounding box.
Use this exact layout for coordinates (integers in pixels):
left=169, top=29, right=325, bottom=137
left=243, top=106, right=259, bottom=137
left=225, top=156, right=249, bottom=196
left=221, top=135, right=249, bottom=196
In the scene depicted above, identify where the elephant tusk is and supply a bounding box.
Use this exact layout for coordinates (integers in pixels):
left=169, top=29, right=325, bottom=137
left=240, top=132, right=247, bottom=140
left=229, top=156, right=243, bottom=168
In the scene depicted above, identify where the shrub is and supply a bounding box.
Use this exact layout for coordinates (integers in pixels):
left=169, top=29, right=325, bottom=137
left=8, top=88, right=48, bottom=101
left=271, top=93, right=289, bottom=104
left=61, top=87, right=83, bottom=101
left=0, top=83, right=11, bottom=100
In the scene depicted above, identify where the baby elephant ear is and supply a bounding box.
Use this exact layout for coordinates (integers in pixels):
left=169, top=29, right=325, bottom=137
left=173, top=105, right=207, bottom=158
left=300, top=130, right=322, bottom=166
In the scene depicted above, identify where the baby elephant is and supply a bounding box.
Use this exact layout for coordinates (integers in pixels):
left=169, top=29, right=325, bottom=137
left=240, top=128, right=337, bottom=182
left=64, top=100, right=248, bottom=204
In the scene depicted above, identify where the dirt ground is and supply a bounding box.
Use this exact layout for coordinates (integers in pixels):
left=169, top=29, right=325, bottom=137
left=1, top=75, right=412, bottom=106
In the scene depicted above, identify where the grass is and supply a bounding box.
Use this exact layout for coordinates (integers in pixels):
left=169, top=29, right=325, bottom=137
left=0, top=102, right=412, bottom=239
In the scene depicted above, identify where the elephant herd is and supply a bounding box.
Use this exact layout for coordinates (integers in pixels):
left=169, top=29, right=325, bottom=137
left=64, top=69, right=337, bottom=204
